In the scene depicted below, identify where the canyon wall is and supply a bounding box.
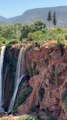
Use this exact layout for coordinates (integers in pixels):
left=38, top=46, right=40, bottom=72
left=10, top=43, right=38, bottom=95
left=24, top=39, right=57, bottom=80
left=18, top=42, right=67, bottom=120
left=2, top=42, right=67, bottom=120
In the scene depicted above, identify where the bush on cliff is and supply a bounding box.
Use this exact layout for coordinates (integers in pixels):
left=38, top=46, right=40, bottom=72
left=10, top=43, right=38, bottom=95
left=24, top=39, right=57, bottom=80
left=45, top=108, right=57, bottom=120
left=62, top=90, right=67, bottom=110
left=13, top=86, right=33, bottom=113
left=39, top=88, right=45, bottom=101
left=28, top=62, right=39, bottom=77
left=57, top=35, right=65, bottom=56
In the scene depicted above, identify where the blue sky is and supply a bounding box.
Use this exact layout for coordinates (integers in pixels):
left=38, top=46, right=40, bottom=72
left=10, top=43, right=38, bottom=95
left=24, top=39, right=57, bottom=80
left=0, top=0, right=67, bottom=18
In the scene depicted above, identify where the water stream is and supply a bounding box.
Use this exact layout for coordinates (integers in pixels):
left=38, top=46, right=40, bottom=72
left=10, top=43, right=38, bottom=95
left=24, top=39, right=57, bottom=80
left=8, top=47, right=25, bottom=113
left=0, top=46, right=6, bottom=107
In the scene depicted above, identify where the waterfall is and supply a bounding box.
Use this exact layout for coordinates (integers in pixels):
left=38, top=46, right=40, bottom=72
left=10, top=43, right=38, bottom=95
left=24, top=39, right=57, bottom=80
left=0, top=46, right=6, bottom=107
left=8, top=47, right=25, bottom=113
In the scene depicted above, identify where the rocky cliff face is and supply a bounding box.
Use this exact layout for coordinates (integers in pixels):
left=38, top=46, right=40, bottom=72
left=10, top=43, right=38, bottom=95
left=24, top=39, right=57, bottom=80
left=17, top=42, right=67, bottom=120
left=2, top=42, right=67, bottom=120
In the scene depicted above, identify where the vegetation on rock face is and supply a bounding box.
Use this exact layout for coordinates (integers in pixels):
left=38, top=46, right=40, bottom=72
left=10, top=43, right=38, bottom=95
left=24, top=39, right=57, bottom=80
left=13, top=86, right=33, bottom=113
left=39, top=88, right=45, bottom=101
left=57, top=35, right=65, bottom=56
left=31, top=105, right=39, bottom=114
left=50, top=64, right=62, bottom=87
left=28, top=62, right=39, bottom=77
left=62, top=90, right=67, bottom=109
left=45, top=108, right=57, bottom=120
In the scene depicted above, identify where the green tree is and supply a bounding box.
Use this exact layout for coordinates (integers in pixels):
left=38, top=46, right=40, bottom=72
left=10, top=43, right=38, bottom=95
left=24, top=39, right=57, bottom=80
left=34, top=20, right=46, bottom=31
left=53, top=11, right=57, bottom=27
left=20, top=24, right=32, bottom=41
left=47, top=11, right=52, bottom=32
left=2, top=27, right=13, bottom=38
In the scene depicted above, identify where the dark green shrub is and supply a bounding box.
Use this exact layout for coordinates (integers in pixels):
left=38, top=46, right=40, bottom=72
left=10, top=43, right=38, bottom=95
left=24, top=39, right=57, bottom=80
left=31, top=106, right=39, bottom=114
left=44, top=58, right=49, bottom=67
left=62, top=90, right=67, bottom=101
left=28, top=62, right=39, bottom=77
left=36, top=115, right=42, bottom=120
left=18, top=86, right=33, bottom=104
left=57, top=36, right=65, bottom=56
left=39, top=88, right=45, bottom=101
left=2, top=40, right=5, bottom=44
left=34, top=20, right=46, bottom=31
left=50, top=64, right=62, bottom=87
left=13, top=86, right=33, bottom=113
left=34, top=42, right=40, bottom=48
left=62, top=90, right=67, bottom=109
left=28, top=65, right=34, bottom=77
left=65, top=34, right=67, bottom=40
left=45, top=108, right=57, bottom=120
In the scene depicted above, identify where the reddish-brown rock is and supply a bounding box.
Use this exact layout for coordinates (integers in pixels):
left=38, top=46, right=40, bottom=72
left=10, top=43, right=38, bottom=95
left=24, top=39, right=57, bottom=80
left=17, top=43, right=67, bottom=120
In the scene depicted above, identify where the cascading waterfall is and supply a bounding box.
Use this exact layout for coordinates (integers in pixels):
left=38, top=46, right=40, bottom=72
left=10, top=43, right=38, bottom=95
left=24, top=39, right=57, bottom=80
left=0, top=46, right=6, bottom=108
left=8, top=47, right=25, bottom=113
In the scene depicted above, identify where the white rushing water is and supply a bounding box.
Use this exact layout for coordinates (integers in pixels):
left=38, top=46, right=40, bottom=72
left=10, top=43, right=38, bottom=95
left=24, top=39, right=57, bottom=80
left=8, top=47, right=25, bottom=113
left=0, top=46, right=6, bottom=107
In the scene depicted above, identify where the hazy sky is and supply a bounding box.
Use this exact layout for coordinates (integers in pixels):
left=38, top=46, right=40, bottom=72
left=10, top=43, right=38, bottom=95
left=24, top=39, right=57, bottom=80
left=0, top=0, right=67, bottom=18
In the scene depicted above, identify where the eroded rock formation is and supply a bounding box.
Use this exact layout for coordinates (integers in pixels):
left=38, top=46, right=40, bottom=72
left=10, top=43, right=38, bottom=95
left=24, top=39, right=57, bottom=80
left=17, top=43, right=67, bottom=120
left=2, top=42, right=67, bottom=120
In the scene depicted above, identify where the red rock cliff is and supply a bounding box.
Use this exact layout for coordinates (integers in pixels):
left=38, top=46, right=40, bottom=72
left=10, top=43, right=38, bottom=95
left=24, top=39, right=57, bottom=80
left=17, top=42, right=67, bottom=120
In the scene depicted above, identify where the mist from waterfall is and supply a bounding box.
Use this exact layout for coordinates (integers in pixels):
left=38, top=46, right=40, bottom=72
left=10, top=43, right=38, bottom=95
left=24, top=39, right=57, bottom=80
left=8, top=47, right=25, bottom=113
left=0, top=46, right=6, bottom=107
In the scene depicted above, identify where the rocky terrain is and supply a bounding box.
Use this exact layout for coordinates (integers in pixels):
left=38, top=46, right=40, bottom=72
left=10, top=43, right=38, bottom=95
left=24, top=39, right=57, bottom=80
left=19, top=42, right=67, bottom=120
left=1, top=41, right=67, bottom=120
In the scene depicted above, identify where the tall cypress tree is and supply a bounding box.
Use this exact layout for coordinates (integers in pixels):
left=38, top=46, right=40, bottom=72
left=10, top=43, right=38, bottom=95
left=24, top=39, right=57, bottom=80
left=53, top=11, right=57, bottom=26
left=47, top=11, right=52, bottom=32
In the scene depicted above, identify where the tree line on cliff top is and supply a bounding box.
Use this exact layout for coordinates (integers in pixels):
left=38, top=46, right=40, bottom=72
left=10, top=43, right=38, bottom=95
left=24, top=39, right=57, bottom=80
left=0, top=10, right=67, bottom=47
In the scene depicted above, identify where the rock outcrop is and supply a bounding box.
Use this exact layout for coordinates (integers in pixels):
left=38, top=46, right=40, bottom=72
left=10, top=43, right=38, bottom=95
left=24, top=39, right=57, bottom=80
left=17, top=42, right=67, bottom=120
left=2, top=41, right=67, bottom=119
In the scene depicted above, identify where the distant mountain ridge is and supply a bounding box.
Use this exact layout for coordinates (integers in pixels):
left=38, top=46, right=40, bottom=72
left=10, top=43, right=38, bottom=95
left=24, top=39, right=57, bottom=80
left=0, top=6, right=67, bottom=27
left=0, top=16, right=7, bottom=23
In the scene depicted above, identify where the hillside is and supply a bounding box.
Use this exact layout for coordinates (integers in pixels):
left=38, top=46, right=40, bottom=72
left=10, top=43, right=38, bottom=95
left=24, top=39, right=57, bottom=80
left=0, top=16, right=7, bottom=24
left=0, top=6, right=67, bottom=26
